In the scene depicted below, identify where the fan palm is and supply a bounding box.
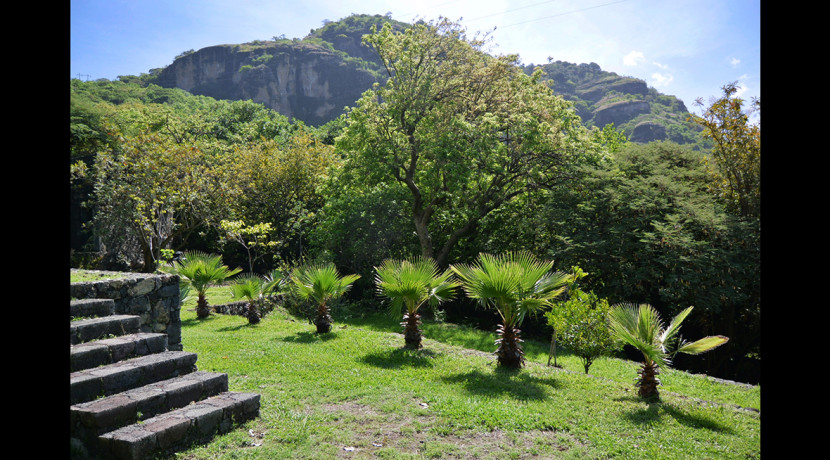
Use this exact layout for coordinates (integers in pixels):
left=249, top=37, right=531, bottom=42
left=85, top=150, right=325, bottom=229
left=608, top=303, right=729, bottom=399
left=231, top=274, right=268, bottom=324
left=375, top=257, right=458, bottom=349
left=450, top=251, right=573, bottom=368
left=289, top=263, right=360, bottom=333
left=170, top=251, right=242, bottom=319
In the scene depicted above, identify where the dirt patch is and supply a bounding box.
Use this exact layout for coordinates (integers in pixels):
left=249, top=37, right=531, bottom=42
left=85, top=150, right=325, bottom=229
left=317, top=400, right=586, bottom=459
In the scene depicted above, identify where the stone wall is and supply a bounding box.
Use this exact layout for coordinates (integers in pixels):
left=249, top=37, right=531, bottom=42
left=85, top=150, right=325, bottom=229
left=70, top=270, right=182, bottom=351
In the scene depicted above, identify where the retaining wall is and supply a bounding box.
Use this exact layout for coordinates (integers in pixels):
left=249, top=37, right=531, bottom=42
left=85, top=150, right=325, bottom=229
left=70, top=270, right=182, bottom=351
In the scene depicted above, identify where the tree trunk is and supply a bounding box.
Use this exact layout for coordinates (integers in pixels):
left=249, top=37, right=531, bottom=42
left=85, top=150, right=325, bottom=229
left=402, top=311, right=422, bottom=349
left=548, top=330, right=559, bottom=367
left=495, top=323, right=525, bottom=368
left=246, top=302, right=260, bottom=324
left=314, top=303, right=332, bottom=334
left=196, top=295, right=211, bottom=319
left=637, top=361, right=661, bottom=399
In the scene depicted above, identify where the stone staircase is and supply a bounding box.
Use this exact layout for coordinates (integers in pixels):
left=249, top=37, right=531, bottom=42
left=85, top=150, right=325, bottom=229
left=70, top=298, right=260, bottom=459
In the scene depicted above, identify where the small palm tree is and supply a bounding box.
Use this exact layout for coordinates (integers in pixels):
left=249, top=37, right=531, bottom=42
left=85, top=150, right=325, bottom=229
left=289, top=263, right=360, bottom=334
left=231, top=274, right=268, bottom=324
left=170, top=251, right=242, bottom=319
left=375, top=257, right=459, bottom=349
left=451, top=251, right=573, bottom=369
left=608, top=303, right=729, bottom=399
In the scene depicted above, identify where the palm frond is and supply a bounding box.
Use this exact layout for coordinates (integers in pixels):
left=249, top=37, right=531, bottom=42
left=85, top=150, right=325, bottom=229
left=290, top=263, right=360, bottom=305
left=660, top=306, right=694, bottom=347
left=375, top=257, right=458, bottom=316
left=231, top=274, right=266, bottom=302
left=450, top=251, right=566, bottom=327
left=675, top=335, right=729, bottom=355
left=609, top=303, right=667, bottom=366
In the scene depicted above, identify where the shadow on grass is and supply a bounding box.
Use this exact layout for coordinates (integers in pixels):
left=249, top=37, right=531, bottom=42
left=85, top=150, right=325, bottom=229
left=616, top=396, right=735, bottom=433
left=281, top=331, right=339, bottom=343
left=359, top=347, right=440, bottom=369
left=218, top=321, right=259, bottom=332
left=180, top=314, right=220, bottom=328
left=441, top=367, right=560, bottom=401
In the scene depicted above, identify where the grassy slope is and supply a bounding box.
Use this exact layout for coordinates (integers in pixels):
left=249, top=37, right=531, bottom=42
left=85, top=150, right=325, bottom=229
left=173, top=289, right=760, bottom=459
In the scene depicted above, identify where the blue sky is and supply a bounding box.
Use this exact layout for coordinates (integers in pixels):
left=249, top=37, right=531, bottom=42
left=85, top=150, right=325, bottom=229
left=70, top=0, right=760, bottom=116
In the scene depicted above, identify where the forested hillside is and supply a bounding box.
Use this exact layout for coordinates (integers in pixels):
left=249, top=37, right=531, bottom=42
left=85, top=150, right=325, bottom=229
left=70, top=16, right=759, bottom=385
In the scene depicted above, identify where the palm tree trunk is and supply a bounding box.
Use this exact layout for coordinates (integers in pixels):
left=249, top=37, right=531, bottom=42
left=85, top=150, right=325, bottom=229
left=314, top=303, right=332, bottom=333
left=495, top=323, right=525, bottom=368
left=637, top=360, right=661, bottom=399
left=247, top=301, right=260, bottom=324
left=196, top=295, right=211, bottom=319
left=402, top=311, right=422, bottom=349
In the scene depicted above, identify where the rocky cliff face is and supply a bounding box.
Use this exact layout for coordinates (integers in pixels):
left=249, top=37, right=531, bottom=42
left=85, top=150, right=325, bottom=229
left=155, top=42, right=380, bottom=126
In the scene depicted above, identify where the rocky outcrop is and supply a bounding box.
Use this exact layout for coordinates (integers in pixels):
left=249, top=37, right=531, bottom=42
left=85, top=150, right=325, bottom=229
left=630, top=121, right=668, bottom=143
left=155, top=42, right=380, bottom=126
left=592, top=100, right=651, bottom=128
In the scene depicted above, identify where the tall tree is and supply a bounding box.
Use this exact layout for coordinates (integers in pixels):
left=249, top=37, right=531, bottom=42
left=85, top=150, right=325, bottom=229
left=335, top=18, right=609, bottom=267
left=692, top=82, right=760, bottom=219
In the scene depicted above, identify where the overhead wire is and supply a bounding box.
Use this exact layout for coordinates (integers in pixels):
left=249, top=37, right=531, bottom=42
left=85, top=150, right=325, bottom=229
left=396, top=0, right=631, bottom=30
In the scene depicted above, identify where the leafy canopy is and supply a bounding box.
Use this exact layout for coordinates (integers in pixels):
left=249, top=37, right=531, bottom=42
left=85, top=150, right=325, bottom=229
left=336, top=18, right=610, bottom=266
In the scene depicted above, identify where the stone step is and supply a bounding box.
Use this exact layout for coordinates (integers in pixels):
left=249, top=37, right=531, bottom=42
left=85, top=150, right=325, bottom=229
left=71, top=298, right=115, bottom=318
left=70, top=371, right=229, bottom=445
left=97, top=392, right=261, bottom=460
left=71, top=315, right=141, bottom=345
left=70, top=332, right=169, bottom=372
left=70, top=351, right=198, bottom=405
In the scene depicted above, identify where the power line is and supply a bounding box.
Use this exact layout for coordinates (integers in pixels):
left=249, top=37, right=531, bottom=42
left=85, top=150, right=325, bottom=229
left=495, top=0, right=630, bottom=29
left=465, top=0, right=564, bottom=24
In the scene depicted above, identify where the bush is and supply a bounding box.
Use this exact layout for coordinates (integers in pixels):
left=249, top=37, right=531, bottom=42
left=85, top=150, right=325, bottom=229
left=546, top=288, right=620, bottom=374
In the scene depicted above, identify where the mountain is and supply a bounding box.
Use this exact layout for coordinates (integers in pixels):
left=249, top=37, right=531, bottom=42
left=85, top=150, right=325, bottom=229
left=153, top=14, right=702, bottom=144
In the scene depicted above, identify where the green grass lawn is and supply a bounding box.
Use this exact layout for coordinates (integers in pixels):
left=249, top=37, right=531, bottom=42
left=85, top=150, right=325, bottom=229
left=170, top=287, right=760, bottom=459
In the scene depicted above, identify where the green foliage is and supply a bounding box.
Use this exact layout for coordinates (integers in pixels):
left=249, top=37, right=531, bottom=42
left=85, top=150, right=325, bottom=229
left=231, top=272, right=283, bottom=324
left=526, top=60, right=704, bottom=146
left=608, top=303, right=728, bottom=398
left=252, top=53, right=274, bottom=64
left=220, top=131, right=337, bottom=269
left=219, top=220, right=279, bottom=274
left=89, top=110, right=233, bottom=271
left=545, top=288, right=619, bottom=374
left=73, top=79, right=309, bottom=271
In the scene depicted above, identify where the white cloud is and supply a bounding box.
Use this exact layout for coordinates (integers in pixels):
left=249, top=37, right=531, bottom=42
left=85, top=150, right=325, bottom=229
left=733, top=74, right=751, bottom=98
left=623, top=51, right=645, bottom=66
left=730, top=57, right=741, bottom=68
left=651, top=72, right=674, bottom=88
left=653, top=61, right=669, bottom=70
